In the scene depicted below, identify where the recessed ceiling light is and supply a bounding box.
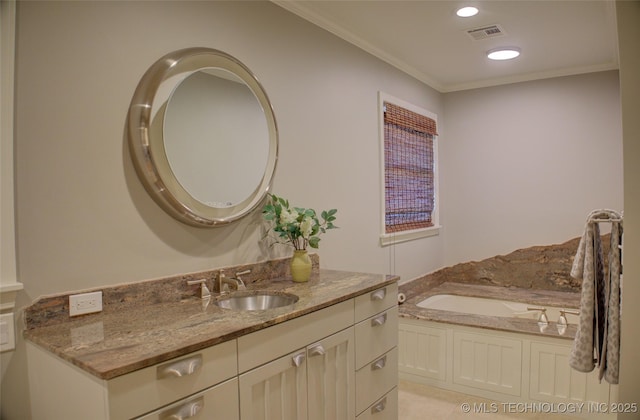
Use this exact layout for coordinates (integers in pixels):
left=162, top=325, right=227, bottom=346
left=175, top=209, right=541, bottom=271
left=487, top=47, right=521, bottom=60
left=456, top=6, right=479, bottom=17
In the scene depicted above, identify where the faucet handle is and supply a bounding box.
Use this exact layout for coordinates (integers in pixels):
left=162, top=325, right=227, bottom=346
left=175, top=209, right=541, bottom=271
left=187, top=279, right=211, bottom=299
left=558, top=310, right=568, bottom=326
left=233, top=269, right=250, bottom=289
left=527, top=306, right=548, bottom=324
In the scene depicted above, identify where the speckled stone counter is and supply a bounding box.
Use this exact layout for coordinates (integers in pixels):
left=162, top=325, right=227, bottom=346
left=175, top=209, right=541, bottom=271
left=399, top=280, right=580, bottom=340
left=24, top=261, right=397, bottom=380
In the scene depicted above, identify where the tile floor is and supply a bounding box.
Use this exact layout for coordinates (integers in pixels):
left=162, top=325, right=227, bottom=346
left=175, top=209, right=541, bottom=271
left=398, top=380, right=577, bottom=419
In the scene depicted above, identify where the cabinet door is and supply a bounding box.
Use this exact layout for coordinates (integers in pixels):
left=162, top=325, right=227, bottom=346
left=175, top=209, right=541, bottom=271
left=307, top=327, right=355, bottom=420
left=239, top=349, right=308, bottom=420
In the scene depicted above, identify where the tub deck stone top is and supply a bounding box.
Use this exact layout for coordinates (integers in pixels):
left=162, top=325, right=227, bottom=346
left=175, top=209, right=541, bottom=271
left=399, top=280, right=580, bottom=339
left=398, top=238, right=588, bottom=339
left=23, top=257, right=398, bottom=380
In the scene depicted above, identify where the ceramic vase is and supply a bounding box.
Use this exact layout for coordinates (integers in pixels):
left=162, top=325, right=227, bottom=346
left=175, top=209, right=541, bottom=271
left=290, top=250, right=312, bottom=282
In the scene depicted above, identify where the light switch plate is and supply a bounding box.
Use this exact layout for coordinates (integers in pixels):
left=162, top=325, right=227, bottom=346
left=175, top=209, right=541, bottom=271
left=0, top=313, right=16, bottom=352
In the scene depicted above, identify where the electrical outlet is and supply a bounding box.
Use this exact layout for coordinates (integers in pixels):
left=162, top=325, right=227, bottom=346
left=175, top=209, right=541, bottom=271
left=69, top=291, right=103, bottom=316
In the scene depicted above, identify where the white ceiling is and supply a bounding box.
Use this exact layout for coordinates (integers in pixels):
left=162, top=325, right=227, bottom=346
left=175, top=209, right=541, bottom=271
left=273, top=0, right=619, bottom=92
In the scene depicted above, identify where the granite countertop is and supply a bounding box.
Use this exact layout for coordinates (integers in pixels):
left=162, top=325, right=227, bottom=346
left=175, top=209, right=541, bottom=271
left=24, top=269, right=397, bottom=380
left=399, top=280, right=581, bottom=340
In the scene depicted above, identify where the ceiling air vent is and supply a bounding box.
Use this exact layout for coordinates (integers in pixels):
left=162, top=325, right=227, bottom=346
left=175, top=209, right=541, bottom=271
left=466, top=24, right=505, bottom=41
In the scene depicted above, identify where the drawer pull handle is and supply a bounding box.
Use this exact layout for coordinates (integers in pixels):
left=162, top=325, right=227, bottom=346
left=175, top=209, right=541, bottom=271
left=157, top=355, right=203, bottom=379
left=371, top=355, right=387, bottom=370
left=292, top=352, right=306, bottom=367
left=159, top=396, right=204, bottom=420
left=371, top=288, right=386, bottom=301
left=371, top=312, right=387, bottom=327
left=371, top=397, right=387, bottom=414
left=308, top=344, right=325, bottom=357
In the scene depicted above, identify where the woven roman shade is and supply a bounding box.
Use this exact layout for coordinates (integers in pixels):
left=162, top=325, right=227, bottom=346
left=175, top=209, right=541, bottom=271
left=383, top=101, right=437, bottom=234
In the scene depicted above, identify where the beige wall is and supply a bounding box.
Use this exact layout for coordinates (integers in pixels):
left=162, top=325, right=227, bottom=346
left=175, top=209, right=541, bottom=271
left=441, top=71, right=623, bottom=264
left=616, top=0, right=640, bottom=415
left=12, top=0, right=444, bottom=303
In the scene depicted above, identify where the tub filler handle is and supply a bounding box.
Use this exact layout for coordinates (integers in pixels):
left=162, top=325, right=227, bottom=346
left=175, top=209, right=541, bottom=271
left=558, top=309, right=580, bottom=325
left=371, top=313, right=388, bottom=327
left=527, top=307, right=549, bottom=324
left=557, top=309, right=580, bottom=335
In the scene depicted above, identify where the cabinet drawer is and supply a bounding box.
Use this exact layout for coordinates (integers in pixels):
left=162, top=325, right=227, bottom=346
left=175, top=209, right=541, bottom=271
left=355, top=283, right=398, bottom=323
left=136, top=377, right=239, bottom=420
left=355, top=387, right=398, bottom=420
left=108, top=340, right=237, bottom=420
left=238, top=299, right=354, bottom=373
left=356, top=347, right=398, bottom=415
left=355, top=306, right=398, bottom=369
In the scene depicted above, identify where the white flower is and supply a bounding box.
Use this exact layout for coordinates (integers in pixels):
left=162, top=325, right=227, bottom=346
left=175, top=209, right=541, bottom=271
left=280, top=208, right=299, bottom=225
left=300, top=216, right=314, bottom=238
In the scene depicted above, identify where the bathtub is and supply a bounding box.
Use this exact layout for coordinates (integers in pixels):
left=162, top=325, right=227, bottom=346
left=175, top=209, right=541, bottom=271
left=416, top=294, right=570, bottom=324
left=399, top=286, right=616, bottom=418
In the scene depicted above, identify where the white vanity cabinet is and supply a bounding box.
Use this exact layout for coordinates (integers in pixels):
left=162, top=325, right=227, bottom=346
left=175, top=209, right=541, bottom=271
left=26, top=280, right=399, bottom=420
left=237, top=284, right=399, bottom=420
left=238, top=300, right=355, bottom=420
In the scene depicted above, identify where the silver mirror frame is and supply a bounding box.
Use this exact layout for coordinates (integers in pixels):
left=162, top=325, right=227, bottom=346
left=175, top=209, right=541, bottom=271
left=127, top=47, right=278, bottom=227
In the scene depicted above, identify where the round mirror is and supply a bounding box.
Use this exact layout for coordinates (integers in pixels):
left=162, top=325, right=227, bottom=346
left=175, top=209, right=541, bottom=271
left=127, top=48, right=278, bottom=227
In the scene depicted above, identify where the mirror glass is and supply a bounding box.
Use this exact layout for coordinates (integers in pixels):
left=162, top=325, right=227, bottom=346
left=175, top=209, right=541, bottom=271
left=128, top=48, right=278, bottom=227
left=164, top=69, right=270, bottom=208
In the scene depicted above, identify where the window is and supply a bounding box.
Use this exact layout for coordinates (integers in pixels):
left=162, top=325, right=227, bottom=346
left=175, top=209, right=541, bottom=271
left=379, top=92, right=440, bottom=246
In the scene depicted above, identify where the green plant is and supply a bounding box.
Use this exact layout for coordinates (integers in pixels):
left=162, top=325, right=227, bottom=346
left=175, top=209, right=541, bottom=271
left=262, top=194, right=337, bottom=250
